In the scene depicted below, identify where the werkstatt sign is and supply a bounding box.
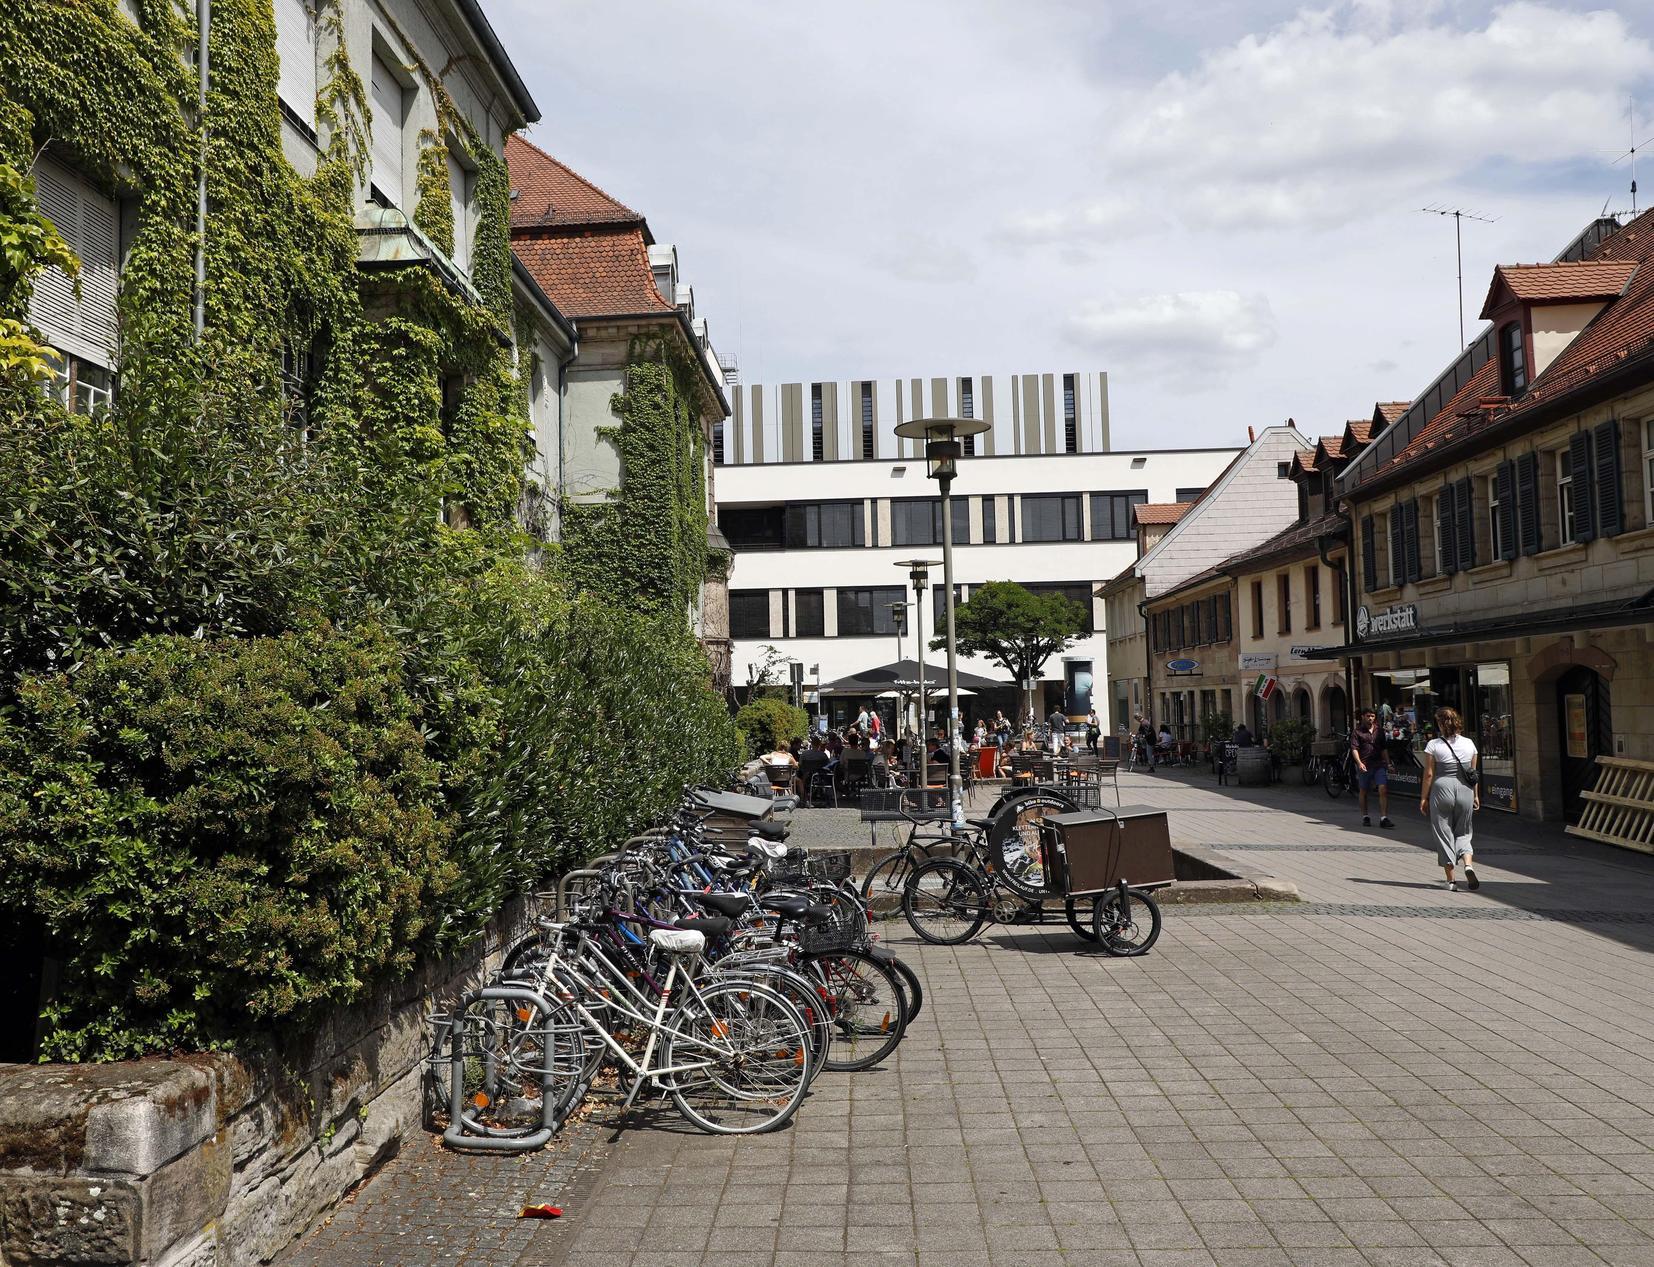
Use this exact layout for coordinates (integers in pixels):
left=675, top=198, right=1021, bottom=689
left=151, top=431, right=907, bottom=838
left=1354, top=603, right=1418, bottom=641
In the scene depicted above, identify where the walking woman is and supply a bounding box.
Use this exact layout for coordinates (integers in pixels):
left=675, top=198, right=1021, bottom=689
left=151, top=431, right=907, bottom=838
left=1419, top=706, right=1480, bottom=891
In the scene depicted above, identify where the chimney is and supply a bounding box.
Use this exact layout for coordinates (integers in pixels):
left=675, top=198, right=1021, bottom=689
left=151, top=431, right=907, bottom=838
left=1286, top=417, right=1296, bottom=429
left=1247, top=426, right=1256, bottom=442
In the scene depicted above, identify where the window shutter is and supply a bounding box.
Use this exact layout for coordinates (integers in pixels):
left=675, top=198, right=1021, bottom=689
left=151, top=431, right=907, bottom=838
left=1402, top=500, right=1421, bottom=583
left=448, top=152, right=469, bottom=270
left=274, top=0, right=317, bottom=126
left=1595, top=420, right=1623, bottom=537
left=1516, top=452, right=1541, bottom=555
left=370, top=56, right=406, bottom=207
left=1361, top=515, right=1376, bottom=591
left=1570, top=430, right=1597, bottom=543
left=28, top=156, right=119, bottom=367
left=1439, top=485, right=1458, bottom=575
left=1496, top=460, right=1517, bottom=560
left=1454, top=476, right=1475, bottom=571
left=1388, top=511, right=1404, bottom=586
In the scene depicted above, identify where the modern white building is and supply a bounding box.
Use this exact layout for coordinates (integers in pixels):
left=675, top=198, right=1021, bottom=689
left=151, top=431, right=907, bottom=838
left=715, top=370, right=1238, bottom=732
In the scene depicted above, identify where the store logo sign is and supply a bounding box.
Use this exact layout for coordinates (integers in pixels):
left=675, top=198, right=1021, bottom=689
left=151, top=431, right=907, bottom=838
left=1166, top=658, right=1200, bottom=674
left=1355, top=603, right=1417, bottom=641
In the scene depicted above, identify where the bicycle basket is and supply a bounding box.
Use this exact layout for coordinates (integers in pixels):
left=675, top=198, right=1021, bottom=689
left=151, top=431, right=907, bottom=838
left=763, top=848, right=810, bottom=881
left=804, top=849, right=852, bottom=883
left=798, top=895, right=866, bottom=954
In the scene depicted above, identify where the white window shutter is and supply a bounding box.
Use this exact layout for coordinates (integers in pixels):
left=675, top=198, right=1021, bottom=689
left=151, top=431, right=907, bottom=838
left=369, top=56, right=405, bottom=207
left=274, top=0, right=317, bottom=127
left=448, top=152, right=469, bottom=270
left=28, top=156, right=119, bottom=368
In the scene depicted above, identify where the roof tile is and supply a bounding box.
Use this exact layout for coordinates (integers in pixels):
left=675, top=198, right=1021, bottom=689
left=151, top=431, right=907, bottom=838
left=512, top=229, right=674, bottom=319
left=506, top=134, right=646, bottom=230
left=1135, top=502, right=1193, bottom=526
left=1479, top=260, right=1637, bottom=318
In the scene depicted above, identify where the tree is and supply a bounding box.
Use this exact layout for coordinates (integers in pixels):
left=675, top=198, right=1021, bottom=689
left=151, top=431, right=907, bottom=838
left=930, top=581, right=1086, bottom=706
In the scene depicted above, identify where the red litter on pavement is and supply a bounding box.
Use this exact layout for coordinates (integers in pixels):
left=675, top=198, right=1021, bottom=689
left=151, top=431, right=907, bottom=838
left=519, top=1204, right=563, bottom=1219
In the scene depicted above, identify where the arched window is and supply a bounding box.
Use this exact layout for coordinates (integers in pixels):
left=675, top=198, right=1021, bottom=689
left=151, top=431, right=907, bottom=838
left=1499, top=321, right=1527, bottom=397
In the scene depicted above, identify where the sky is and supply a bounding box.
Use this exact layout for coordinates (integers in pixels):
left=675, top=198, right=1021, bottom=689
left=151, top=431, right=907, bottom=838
left=493, top=0, right=1654, bottom=450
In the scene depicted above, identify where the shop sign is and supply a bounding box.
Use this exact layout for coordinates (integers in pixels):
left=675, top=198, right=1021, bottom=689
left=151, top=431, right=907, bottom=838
left=1288, top=644, right=1335, bottom=662
left=1354, top=603, right=1418, bottom=641
left=1238, top=652, right=1276, bottom=672
left=1166, top=658, right=1200, bottom=674
left=1565, top=694, right=1589, bottom=759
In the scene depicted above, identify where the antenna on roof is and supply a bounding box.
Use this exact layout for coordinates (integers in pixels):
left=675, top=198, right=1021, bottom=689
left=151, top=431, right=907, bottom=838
left=1419, top=205, right=1498, bottom=350
left=1604, top=97, right=1651, bottom=219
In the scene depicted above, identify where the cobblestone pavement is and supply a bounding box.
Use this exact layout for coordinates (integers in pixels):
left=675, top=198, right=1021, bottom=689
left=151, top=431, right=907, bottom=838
left=288, top=769, right=1654, bottom=1266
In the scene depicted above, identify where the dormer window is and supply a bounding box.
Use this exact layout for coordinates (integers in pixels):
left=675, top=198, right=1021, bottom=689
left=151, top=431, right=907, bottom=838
left=1498, top=321, right=1527, bottom=397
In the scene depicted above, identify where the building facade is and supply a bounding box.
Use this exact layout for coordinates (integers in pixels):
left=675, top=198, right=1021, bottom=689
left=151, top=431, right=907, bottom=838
left=715, top=372, right=1234, bottom=731
left=1330, top=215, right=1654, bottom=825
left=1098, top=502, right=1192, bottom=732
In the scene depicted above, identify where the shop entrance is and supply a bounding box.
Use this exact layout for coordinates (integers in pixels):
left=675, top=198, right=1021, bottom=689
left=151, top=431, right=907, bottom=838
left=1556, top=667, right=1612, bottom=825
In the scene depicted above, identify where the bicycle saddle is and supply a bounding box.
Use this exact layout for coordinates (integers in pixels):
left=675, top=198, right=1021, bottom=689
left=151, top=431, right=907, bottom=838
left=965, top=817, right=995, bottom=831
left=650, top=928, right=705, bottom=954
left=751, top=820, right=789, bottom=841
left=802, top=902, right=836, bottom=925
left=682, top=891, right=750, bottom=919
left=758, top=894, right=812, bottom=918
left=672, top=914, right=733, bottom=940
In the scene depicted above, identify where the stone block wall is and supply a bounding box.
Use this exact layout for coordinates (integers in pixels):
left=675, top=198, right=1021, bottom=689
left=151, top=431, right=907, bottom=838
left=0, top=902, right=529, bottom=1266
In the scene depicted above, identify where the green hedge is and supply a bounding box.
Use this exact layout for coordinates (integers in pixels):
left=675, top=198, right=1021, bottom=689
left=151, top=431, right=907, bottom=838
left=735, top=697, right=809, bottom=758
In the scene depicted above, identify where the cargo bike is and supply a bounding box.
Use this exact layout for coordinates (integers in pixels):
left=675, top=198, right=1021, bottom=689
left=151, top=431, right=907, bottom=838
left=898, top=804, right=1174, bottom=954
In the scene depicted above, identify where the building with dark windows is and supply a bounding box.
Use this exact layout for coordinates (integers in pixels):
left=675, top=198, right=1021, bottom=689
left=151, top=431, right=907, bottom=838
left=714, top=369, right=1237, bottom=731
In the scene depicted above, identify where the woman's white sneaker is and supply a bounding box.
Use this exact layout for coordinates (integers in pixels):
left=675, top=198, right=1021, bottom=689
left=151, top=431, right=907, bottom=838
left=1443, top=879, right=1456, bottom=891
left=1464, top=866, right=1479, bottom=890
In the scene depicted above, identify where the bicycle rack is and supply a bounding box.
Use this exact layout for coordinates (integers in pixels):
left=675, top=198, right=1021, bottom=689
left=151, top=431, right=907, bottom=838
left=431, top=985, right=591, bottom=1153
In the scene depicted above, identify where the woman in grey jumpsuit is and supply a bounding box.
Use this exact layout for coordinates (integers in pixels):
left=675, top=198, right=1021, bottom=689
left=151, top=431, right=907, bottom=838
left=1419, top=706, right=1480, bottom=891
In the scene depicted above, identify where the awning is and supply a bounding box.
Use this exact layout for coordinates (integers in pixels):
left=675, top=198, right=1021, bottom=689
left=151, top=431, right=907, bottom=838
left=819, top=657, right=1007, bottom=696
left=1303, top=592, right=1654, bottom=660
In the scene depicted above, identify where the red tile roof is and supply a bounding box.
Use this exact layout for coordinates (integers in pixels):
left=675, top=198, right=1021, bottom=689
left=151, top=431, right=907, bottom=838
left=512, top=228, right=674, bottom=320
left=1317, top=435, right=1346, bottom=461
left=1217, top=511, right=1347, bottom=574
left=1346, top=419, right=1376, bottom=445
left=1291, top=449, right=1318, bottom=475
left=1478, top=260, right=1637, bottom=318
left=506, top=134, right=646, bottom=231
left=1135, top=502, right=1192, bottom=526
left=1374, top=403, right=1408, bottom=427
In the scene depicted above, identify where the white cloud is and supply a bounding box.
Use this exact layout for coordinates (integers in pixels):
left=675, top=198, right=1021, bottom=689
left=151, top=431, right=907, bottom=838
left=996, top=195, right=1140, bottom=246
left=1063, top=291, right=1278, bottom=385
left=875, top=234, right=979, bottom=285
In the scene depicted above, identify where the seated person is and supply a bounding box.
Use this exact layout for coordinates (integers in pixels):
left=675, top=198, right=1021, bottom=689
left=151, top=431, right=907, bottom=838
left=1157, top=725, right=1175, bottom=751
left=1231, top=722, right=1254, bottom=748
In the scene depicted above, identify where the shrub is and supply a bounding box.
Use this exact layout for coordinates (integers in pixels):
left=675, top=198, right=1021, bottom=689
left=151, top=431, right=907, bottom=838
left=1266, top=717, right=1315, bottom=764
left=1201, top=711, right=1234, bottom=747
left=0, top=623, right=454, bottom=1060
left=735, top=697, right=808, bottom=757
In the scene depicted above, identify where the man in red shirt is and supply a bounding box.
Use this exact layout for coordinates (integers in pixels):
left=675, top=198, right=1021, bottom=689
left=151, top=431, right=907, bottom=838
left=1350, top=708, right=1394, bottom=829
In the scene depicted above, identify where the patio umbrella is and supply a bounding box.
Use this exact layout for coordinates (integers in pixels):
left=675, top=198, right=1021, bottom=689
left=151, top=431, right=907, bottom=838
left=819, top=658, right=1004, bottom=696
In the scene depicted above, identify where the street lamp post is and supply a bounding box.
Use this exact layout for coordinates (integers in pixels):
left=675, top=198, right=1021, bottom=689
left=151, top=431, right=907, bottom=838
left=894, top=417, right=990, bottom=828
left=889, top=601, right=909, bottom=733
left=894, top=558, right=940, bottom=754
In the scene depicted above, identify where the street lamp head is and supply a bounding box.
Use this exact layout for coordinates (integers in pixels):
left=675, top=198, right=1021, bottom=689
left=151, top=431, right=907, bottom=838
left=894, top=416, right=990, bottom=484
left=893, top=557, right=941, bottom=588
left=888, top=600, right=909, bottom=635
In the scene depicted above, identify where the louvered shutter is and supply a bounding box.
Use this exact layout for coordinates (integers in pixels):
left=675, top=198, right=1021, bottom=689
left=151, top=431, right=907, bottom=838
left=1402, top=500, right=1421, bottom=583
left=1439, top=485, right=1458, bottom=575
left=274, top=0, right=317, bottom=126
left=1496, top=461, right=1517, bottom=560
left=1595, top=420, right=1623, bottom=537
left=1570, top=431, right=1597, bottom=543
left=370, top=56, right=406, bottom=207
left=1516, top=453, right=1541, bottom=555
left=28, top=156, right=118, bottom=367
left=448, top=152, right=469, bottom=269
left=1361, top=515, right=1376, bottom=592
left=1388, top=511, right=1404, bottom=587
left=1454, top=477, right=1475, bottom=570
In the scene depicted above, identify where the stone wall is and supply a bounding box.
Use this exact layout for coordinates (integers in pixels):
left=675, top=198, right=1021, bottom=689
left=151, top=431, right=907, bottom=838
left=0, top=902, right=530, bottom=1266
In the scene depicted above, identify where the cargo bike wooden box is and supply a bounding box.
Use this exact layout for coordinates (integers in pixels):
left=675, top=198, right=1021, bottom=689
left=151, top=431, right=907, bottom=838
left=898, top=805, right=1173, bottom=954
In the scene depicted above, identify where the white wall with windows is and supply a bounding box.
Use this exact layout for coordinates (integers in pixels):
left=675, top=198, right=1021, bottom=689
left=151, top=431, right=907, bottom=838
left=718, top=445, right=1237, bottom=731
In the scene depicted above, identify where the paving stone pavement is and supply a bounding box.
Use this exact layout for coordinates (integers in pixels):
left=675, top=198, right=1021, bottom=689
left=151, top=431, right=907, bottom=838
left=286, top=769, right=1654, bottom=1266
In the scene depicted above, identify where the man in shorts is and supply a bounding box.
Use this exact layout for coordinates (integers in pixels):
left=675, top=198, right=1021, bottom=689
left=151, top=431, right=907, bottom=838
left=1350, top=707, right=1394, bottom=828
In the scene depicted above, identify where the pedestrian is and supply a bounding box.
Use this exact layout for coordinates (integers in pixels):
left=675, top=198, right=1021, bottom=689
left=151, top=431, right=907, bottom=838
left=1136, top=715, right=1156, bottom=771
left=868, top=709, right=883, bottom=743
left=1047, top=704, right=1066, bottom=754
left=1350, top=707, right=1394, bottom=828
left=1086, top=708, right=1100, bottom=754
left=1421, top=706, right=1480, bottom=891
left=854, top=704, right=870, bottom=734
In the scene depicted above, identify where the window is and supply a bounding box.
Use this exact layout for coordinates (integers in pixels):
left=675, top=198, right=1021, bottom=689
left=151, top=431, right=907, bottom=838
left=860, top=382, right=874, bottom=459
left=837, top=586, right=906, bottom=636
left=1360, top=515, right=1377, bottom=592
left=274, top=0, right=318, bottom=129
left=795, top=589, right=824, bottom=637
left=1277, top=573, right=1291, bottom=635
left=729, top=590, right=770, bottom=639
left=1499, top=321, right=1527, bottom=397
left=1089, top=490, right=1149, bottom=541
left=1277, top=462, right=1290, bottom=479
left=1331, top=564, right=1346, bottom=625
left=1386, top=510, right=1402, bottom=585
left=42, top=348, right=116, bottom=415
left=279, top=343, right=314, bottom=438
left=1175, top=487, right=1206, bottom=502
left=448, top=150, right=473, bottom=270
left=785, top=501, right=865, bottom=548
left=1305, top=566, right=1321, bottom=629
left=960, top=377, right=976, bottom=456
left=29, top=156, right=119, bottom=371
left=1218, top=592, right=1233, bottom=641
left=1007, top=496, right=1017, bottom=543
left=952, top=499, right=970, bottom=545
left=1250, top=580, right=1263, bottom=639
left=1024, top=583, right=1094, bottom=633
left=1062, top=373, right=1078, bottom=453
left=712, top=420, right=725, bottom=465
left=982, top=497, right=996, bottom=544
left=1558, top=447, right=1577, bottom=544
left=369, top=53, right=408, bottom=207
left=1644, top=421, right=1654, bottom=529
left=720, top=505, right=784, bottom=550
left=1022, top=493, right=1082, bottom=542
left=891, top=497, right=942, bottom=546
left=1487, top=473, right=1505, bottom=560
left=810, top=384, right=824, bottom=461
left=1433, top=494, right=1449, bottom=574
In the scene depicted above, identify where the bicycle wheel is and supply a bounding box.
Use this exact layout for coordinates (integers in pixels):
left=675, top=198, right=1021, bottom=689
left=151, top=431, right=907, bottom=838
left=882, top=951, right=924, bottom=1023
left=1063, top=898, right=1099, bottom=942
left=860, top=851, right=917, bottom=922
left=902, top=858, right=990, bottom=945
left=1092, top=888, right=1162, bottom=957
left=1322, top=758, right=1347, bottom=798
left=806, top=949, right=908, bottom=1071
left=714, top=966, right=830, bottom=1086
left=446, top=991, right=587, bottom=1138
left=1301, top=754, right=1319, bottom=785
left=667, top=979, right=811, bottom=1135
